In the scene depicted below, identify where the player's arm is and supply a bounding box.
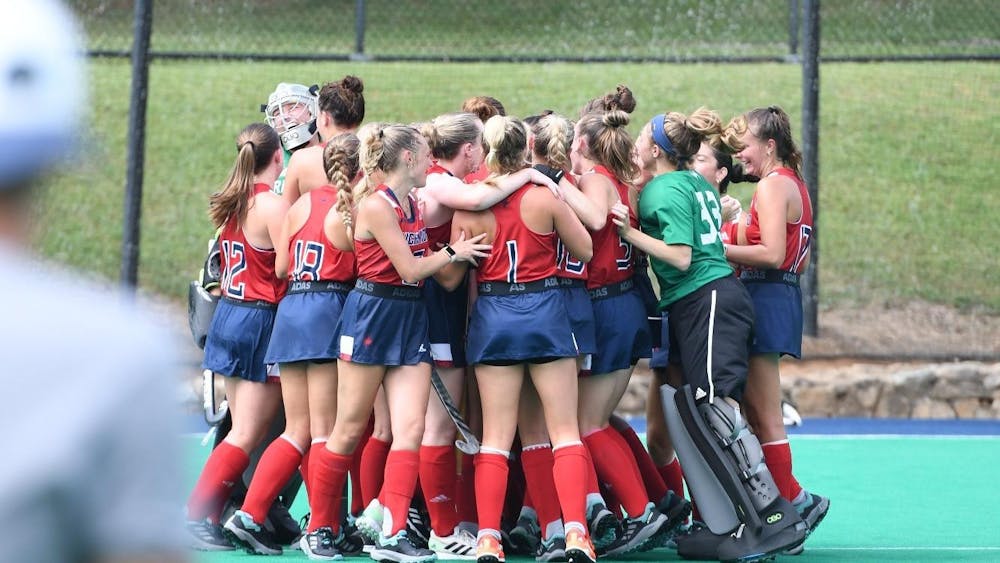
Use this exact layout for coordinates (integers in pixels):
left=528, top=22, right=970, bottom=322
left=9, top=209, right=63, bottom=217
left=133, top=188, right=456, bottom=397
left=562, top=171, right=611, bottom=231
left=362, top=196, right=488, bottom=284
left=612, top=201, right=692, bottom=271
left=549, top=193, right=593, bottom=263
left=273, top=201, right=303, bottom=278
left=725, top=176, right=787, bottom=269
left=427, top=168, right=556, bottom=211
left=434, top=210, right=490, bottom=290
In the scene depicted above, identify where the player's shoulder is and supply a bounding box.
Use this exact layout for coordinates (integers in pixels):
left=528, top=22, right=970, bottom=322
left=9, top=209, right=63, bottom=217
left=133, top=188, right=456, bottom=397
left=288, top=143, right=322, bottom=165
left=757, top=171, right=796, bottom=194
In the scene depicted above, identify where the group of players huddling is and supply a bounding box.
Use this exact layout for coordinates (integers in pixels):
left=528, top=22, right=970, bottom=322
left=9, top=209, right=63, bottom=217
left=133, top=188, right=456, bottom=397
left=184, top=76, right=829, bottom=563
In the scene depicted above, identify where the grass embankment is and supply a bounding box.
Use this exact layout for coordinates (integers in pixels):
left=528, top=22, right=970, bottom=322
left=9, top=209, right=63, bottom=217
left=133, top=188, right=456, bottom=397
left=39, top=60, right=999, bottom=309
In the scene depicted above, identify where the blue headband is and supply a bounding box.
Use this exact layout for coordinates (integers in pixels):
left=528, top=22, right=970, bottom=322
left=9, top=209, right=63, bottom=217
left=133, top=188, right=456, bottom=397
left=650, top=114, right=677, bottom=159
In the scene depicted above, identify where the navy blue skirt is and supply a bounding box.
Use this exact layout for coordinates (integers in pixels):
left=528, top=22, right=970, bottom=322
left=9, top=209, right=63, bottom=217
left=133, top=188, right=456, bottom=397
left=336, top=290, right=432, bottom=366
left=203, top=299, right=276, bottom=383
left=589, top=288, right=652, bottom=374
left=264, top=290, right=348, bottom=364
left=744, top=281, right=803, bottom=358
left=467, top=289, right=577, bottom=364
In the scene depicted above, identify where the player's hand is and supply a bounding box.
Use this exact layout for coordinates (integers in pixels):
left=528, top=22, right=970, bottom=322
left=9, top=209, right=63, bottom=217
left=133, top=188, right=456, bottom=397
left=450, top=231, right=492, bottom=264
left=611, top=202, right=632, bottom=235
left=721, top=195, right=742, bottom=223
left=527, top=167, right=565, bottom=201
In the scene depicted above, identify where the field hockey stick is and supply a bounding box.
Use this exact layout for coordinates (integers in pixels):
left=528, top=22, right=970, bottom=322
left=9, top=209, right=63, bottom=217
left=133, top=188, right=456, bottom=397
left=430, top=366, right=480, bottom=454
left=203, top=368, right=229, bottom=424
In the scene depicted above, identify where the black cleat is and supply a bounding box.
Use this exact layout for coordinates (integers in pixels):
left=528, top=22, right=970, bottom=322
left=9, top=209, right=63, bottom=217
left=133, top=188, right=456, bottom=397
left=602, top=503, right=668, bottom=556
left=268, top=500, right=303, bottom=546
left=223, top=510, right=283, bottom=555
left=406, top=506, right=432, bottom=549
left=186, top=518, right=234, bottom=551
left=300, top=527, right=343, bottom=561
left=586, top=502, right=620, bottom=551
left=372, top=530, right=437, bottom=562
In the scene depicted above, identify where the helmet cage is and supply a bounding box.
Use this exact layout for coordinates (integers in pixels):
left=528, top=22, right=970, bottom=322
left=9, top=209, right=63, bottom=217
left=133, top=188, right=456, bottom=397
left=262, top=83, right=319, bottom=151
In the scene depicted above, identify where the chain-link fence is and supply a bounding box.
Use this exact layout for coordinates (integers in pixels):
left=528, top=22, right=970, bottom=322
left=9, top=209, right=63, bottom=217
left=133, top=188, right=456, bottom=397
left=75, top=0, right=999, bottom=62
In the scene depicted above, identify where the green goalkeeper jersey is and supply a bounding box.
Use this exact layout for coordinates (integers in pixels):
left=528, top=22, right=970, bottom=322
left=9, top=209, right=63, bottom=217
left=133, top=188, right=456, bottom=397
left=639, top=169, right=733, bottom=308
left=271, top=148, right=293, bottom=195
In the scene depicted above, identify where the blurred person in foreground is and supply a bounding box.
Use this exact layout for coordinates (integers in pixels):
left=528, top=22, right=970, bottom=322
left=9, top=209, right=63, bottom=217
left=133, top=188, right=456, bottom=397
left=0, top=1, right=187, bottom=561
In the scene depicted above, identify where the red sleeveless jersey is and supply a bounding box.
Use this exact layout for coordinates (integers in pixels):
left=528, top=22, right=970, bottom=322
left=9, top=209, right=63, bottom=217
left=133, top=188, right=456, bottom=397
left=219, top=183, right=287, bottom=303
left=478, top=184, right=557, bottom=283
left=286, top=185, right=356, bottom=283
left=355, top=185, right=431, bottom=286
left=586, top=165, right=636, bottom=288
left=744, top=167, right=814, bottom=274
left=424, top=162, right=455, bottom=248
left=554, top=171, right=587, bottom=281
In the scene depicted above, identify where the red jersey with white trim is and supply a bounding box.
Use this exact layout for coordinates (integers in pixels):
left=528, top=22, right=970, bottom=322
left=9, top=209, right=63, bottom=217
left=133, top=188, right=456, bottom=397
left=744, top=167, right=814, bottom=274
left=586, top=165, right=636, bottom=289
left=286, top=185, right=356, bottom=283
left=478, top=184, right=557, bottom=283
left=424, top=162, right=454, bottom=248
left=355, top=185, right=431, bottom=286
left=555, top=171, right=588, bottom=281
left=219, top=183, right=287, bottom=303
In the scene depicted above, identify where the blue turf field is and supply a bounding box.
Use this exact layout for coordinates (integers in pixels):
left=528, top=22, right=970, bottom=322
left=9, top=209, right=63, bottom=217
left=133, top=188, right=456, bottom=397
left=186, top=419, right=1000, bottom=562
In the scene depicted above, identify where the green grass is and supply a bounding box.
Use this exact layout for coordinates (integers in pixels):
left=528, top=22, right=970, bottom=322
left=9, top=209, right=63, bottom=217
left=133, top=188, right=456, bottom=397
left=38, top=59, right=999, bottom=310
left=70, top=0, right=1000, bottom=58
left=184, top=433, right=1000, bottom=562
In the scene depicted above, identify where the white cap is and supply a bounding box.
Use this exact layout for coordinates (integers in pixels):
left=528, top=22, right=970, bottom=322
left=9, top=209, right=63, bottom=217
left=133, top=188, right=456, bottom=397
left=0, top=0, right=86, bottom=187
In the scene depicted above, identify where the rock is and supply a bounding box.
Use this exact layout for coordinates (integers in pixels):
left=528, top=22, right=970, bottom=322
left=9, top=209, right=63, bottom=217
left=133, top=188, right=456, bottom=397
left=911, top=398, right=955, bottom=419
left=854, top=379, right=883, bottom=412
left=792, top=384, right=835, bottom=417
left=951, top=398, right=981, bottom=418
left=930, top=365, right=985, bottom=399
left=874, top=390, right=913, bottom=418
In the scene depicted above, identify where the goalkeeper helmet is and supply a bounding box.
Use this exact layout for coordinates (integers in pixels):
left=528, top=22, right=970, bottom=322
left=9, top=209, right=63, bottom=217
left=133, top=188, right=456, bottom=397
left=0, top=0, right=85, bottom=188
left=262, top=82, right=319, bottom=152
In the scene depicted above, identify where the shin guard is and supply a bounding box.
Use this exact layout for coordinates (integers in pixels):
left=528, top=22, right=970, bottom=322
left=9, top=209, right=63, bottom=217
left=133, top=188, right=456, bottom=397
left=674, top=385, right=806, bottom=562
left=660, top=384, right=739, bottom=535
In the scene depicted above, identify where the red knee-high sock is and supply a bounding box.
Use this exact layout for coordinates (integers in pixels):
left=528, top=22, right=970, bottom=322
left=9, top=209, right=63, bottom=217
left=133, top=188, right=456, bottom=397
left=474, top=451, right=509, bottom=534
left=583, top=446, right=600, bottom=496
left=658, top=458, right=686, bottom=499
left=614, top=423, right=668, bottom=502
left=520, top=444, right=562, bottom=538
left=242, top=436, right=303, bottom=524
left=307, top=447, right=352, bottom=533
left=380, top=450, right=420, bottom=536
left=360, top=436, right=391, bottom=507
left=583, top=427, right=648, bottom=517
left=420, top=445, right=459, bottom=536
left=762, top=441, right=803, bottom=502
left=301, top=440, right=323, bottom=494
left=551, top=443, right=588, bottom=528
left=187, top=441, right=250, bottom=523
left=456, top=452, right=477, bottom=523
left=351, top=421, right=373, bottom=515
left=600, top=481, right=623, bottom=518
left=522, top=487, right=534, bottom=510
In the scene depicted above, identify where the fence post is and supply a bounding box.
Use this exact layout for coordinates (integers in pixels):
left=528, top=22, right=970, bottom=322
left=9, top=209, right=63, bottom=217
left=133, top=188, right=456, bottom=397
left=801, top=0, right=820, bottom=336
left=353, top=0, right=367, bottom=60
left=788, top=0, right=800, bottom=57
left=120, top=0, right=153, bottom=292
